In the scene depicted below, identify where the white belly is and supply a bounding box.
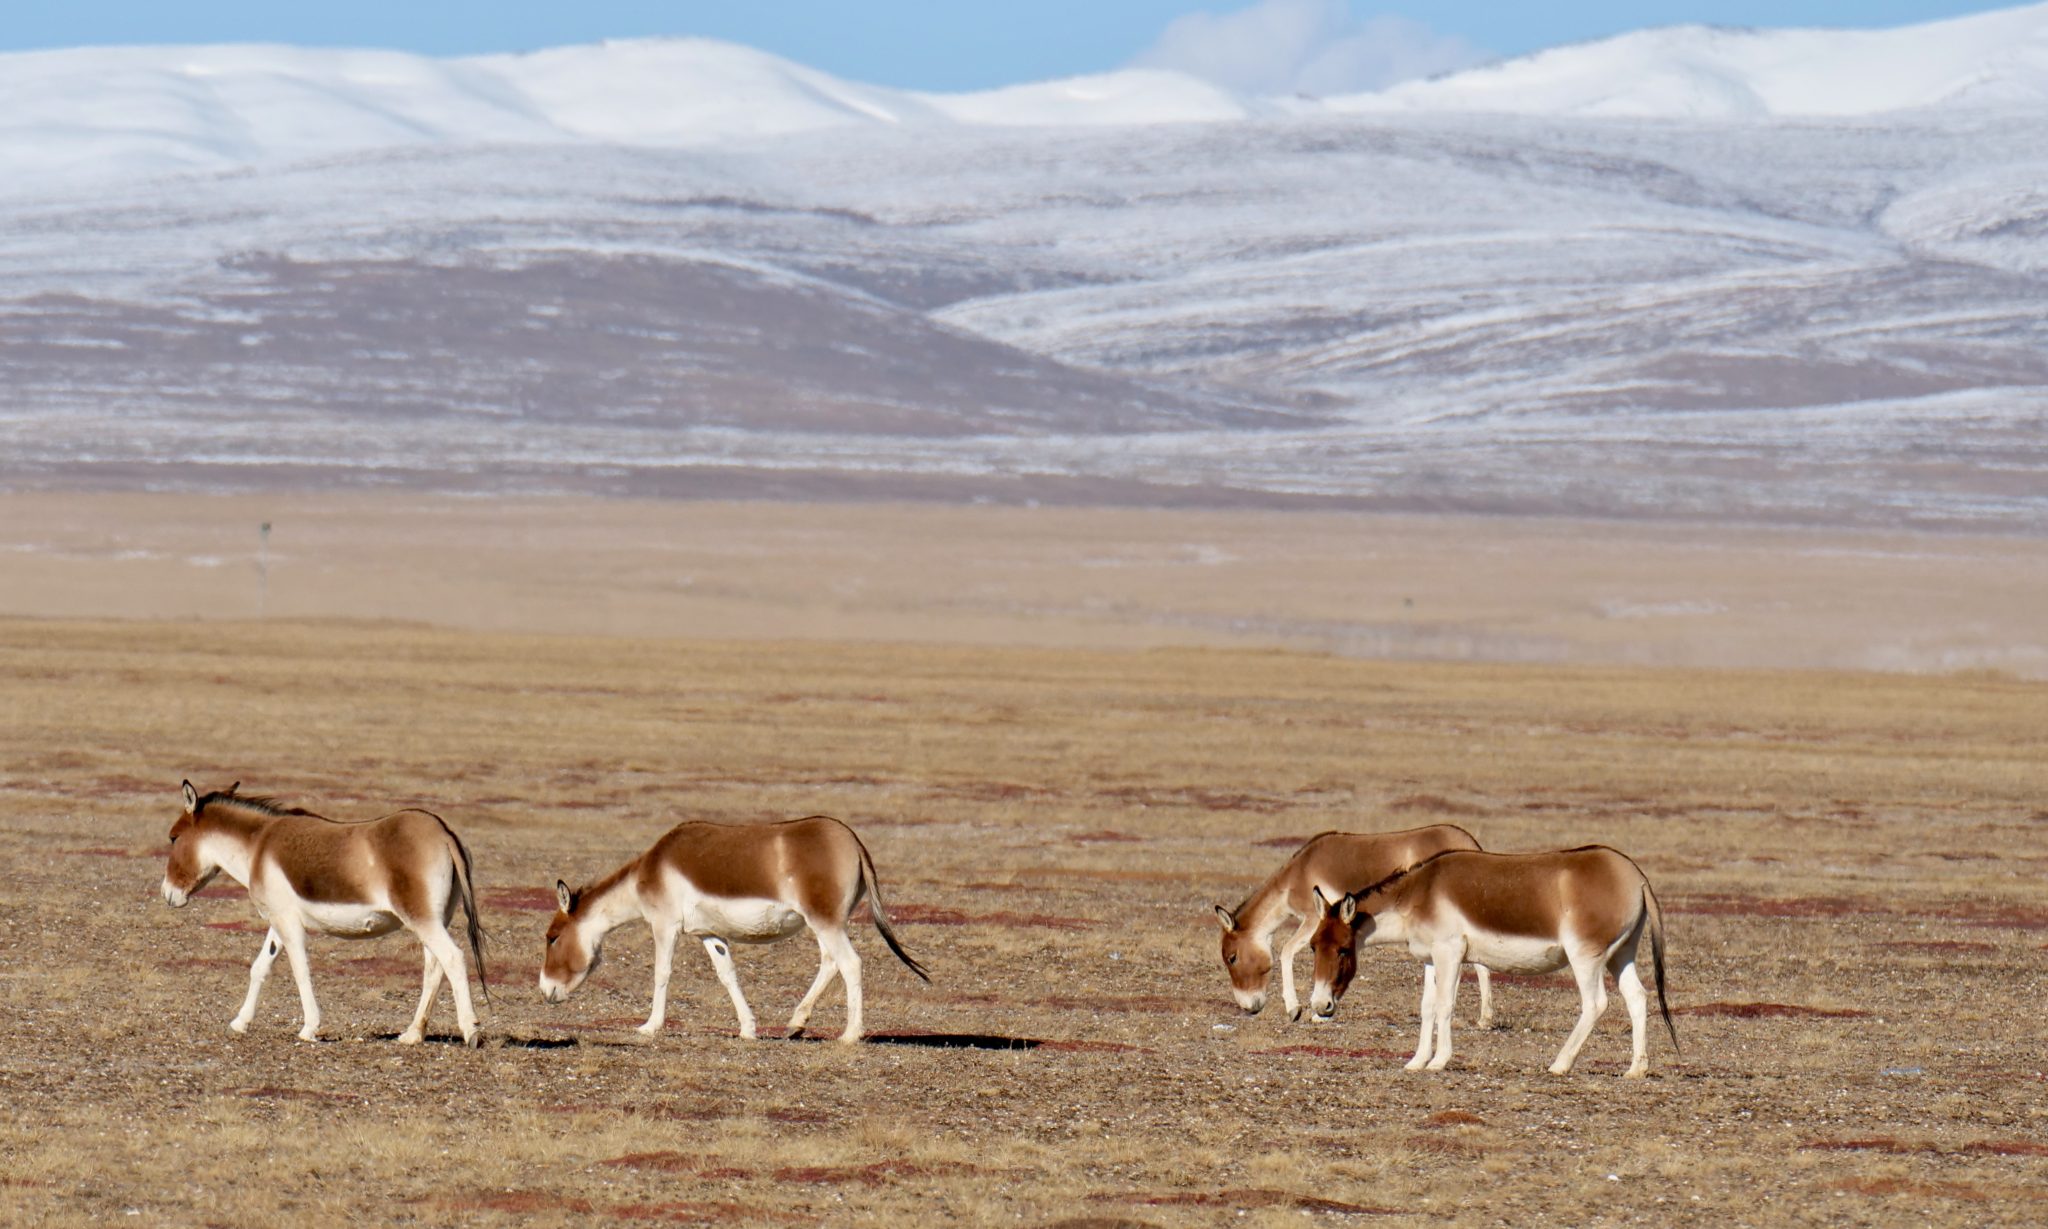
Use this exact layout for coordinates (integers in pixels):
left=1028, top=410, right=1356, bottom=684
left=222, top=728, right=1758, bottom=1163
left=300, top=901, right=403, bottom=939
left=1458, top=930, right=1566, bottom=975
left=682, top=894, right=806, bottom=943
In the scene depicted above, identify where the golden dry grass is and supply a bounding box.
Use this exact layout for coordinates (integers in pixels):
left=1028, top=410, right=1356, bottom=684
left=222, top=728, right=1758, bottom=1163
left=2, top=617, right=2045, bottom=1226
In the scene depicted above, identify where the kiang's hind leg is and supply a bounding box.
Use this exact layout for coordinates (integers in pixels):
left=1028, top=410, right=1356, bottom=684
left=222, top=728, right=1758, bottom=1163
left=1548, top=943, right=1610, bottom=1076
left=414, top=920, right=479, bottom=1047
left=1608, top=932, right=1651, bottom=1079
left=701, top=935, right=759, bottom=1041
left=1473, top=963, right=1496, bottom=1029
left=398, top=946, right=446, bottom=1045
left=815, top=922, right=865, bottom=1044
left=786, top=930, right=842, bottom=1039
left=229, top=928, right=282, bottom=1034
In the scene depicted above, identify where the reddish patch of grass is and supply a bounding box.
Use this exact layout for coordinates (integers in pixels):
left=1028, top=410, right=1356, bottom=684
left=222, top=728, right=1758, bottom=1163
left=1254, top=835, right=1309, bottom=849
left=611, top=1200, right=815, bottom=1225
left=65, top=847, right=137, bottom=858
left=1801, top=1137, right=1932, bottom=1155
left=764, top=1107, right=833, bottom=1125
left=444, top=1191, right=594, bottom=1215
left=1251, top=1045, right=1410, bottom=1062
left=1890, top=940, right=1996, bottom=953
left=193, top=886, right=245, bottom=900
left=1070, top=830, right=1143, bottom=844
left=1422, top=1110, right=1487, bottom=1128
left=1099, top=787, right=1289, bottom=814
left=601, top=1152, right=701, bottom=1172
left=1099, top=1188, right=1398, bottom=1215
left=333, top=955, right=425, bottom=977
left=1827, top=1178, right=1987, bottom=1202
left=1675, top=1001, right=1870, bottom=1019
left=1962, top=1139, right=2048, bottom=1158
left=161, top=957, right=246, bottom=971
left=483, top=886, right=560, bottom=913
left=201, top=920, right=267, bottom=933
left=1387, top=793, right=1486, bottom=817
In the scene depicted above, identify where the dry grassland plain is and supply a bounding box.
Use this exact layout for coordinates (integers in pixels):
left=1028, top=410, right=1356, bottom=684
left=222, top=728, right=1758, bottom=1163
left=2, top=495, right=2046, bottom=1227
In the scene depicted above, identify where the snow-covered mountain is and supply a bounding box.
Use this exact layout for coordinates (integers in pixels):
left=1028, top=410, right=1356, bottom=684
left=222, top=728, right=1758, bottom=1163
left=1344, top=2, right=2048, bottom=117
left=3, top=6, right=2047, bottom=528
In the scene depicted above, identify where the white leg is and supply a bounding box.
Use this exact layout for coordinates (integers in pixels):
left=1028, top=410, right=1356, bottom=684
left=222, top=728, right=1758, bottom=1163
left=702, top=936, right=758, bottom=1040
left=1474, top=964, right=1495, bottom=1029
left=229, top=928, right=282, bottom=1034
left=1614, top=956, right=1650, bottom=1079
left=1425, top=944, right=1462, bottom=1071
left=420, top=926, right=479, bottom=1046
left=274, top=921, right=321, bottom=1042
left=398, top=946, right=445, bottom=1045
left=639, top=922, right=682, bottom=1037
left=819, top=926, right=864, bottom=1044
left=1276, top=915, right=1317, bottom=1020
left=1548, top=952, right=1609, bottom=1075
left=786, top=933, right=840, bottom=1037
left=1405, top=962, right=1438, bottom=1071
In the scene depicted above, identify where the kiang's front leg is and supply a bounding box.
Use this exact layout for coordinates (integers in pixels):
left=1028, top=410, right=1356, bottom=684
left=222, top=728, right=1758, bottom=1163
left=1424, top=940, right=1465, bottom=1071
left=1277, top=914, right=1318, bottom=1021
left=1405, top=961, right=1438, bottom=1071
left=638, top=920, right=682, bottom=1037
left=229, top=928, right=282, bottom=1034
left=272, top=917, right=322, bottom=1042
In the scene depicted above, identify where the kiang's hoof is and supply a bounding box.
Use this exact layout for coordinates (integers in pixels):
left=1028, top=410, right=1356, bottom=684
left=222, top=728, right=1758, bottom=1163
left=396, top=1030, right=424, bottom=1046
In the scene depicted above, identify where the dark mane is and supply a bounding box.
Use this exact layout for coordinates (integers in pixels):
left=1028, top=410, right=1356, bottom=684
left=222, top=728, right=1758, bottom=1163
left=198, top=790, right=320, bottom=820
left=1344, top=847, right=1465, bottom=911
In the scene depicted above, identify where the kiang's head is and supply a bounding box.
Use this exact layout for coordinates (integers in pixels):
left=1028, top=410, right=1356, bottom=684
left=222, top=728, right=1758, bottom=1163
left=1308, top=887, right=1366, bottom=1020
left=539, top=880, right=602, bottom=1003
left=161, top=779, right=235, bottom=908
left=1214, top=904, right=1273, bottom=1014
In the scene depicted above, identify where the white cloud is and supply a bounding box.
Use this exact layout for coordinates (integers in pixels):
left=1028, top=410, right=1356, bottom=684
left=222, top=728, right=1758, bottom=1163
left=1130, top=0, right=1489, bottom=97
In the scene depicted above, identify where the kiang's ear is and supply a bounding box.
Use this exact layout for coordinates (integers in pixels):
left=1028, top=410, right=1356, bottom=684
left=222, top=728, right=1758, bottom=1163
left=1213, top=904, right=1235, bottom=933
left=181, top=780, right=198, bottom=813
left=556, top=880, right=574, bottom=914
left=1312, top=884, right=1334, bottom=913
left=226, top=781, right=241, bottom=795
left=1338, top=894, right=1358, bottom=926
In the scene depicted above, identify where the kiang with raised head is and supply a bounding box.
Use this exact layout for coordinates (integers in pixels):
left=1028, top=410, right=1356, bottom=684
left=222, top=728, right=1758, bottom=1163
left=160, top=780, right=490, bottom=1047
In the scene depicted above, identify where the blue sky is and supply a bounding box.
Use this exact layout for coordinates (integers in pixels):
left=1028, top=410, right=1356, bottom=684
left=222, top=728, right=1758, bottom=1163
left=1, top=1, right=2019, bottom=92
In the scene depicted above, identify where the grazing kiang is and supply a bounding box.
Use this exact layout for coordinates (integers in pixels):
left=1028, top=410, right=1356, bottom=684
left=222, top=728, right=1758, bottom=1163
left=159, top=781, right=489, bottom=1046
left=1309, top=845, right=1677, bottom=1078
left=541, top=815, right=928, bottom=1043
left=1215, top=825, right=1497, bottom=1025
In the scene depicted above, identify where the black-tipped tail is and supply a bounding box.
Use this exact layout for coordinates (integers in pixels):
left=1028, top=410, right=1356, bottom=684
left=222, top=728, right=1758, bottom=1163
left=855, top=834, right=930, bottom=983
left=1646, top=885, right=1676, bottom=1055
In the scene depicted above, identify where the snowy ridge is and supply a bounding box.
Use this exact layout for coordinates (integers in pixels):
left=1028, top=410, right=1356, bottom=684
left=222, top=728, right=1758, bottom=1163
left=1341, top=2, right=2048, bottom=117
left=6, top=5, right=2048, bottom=185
